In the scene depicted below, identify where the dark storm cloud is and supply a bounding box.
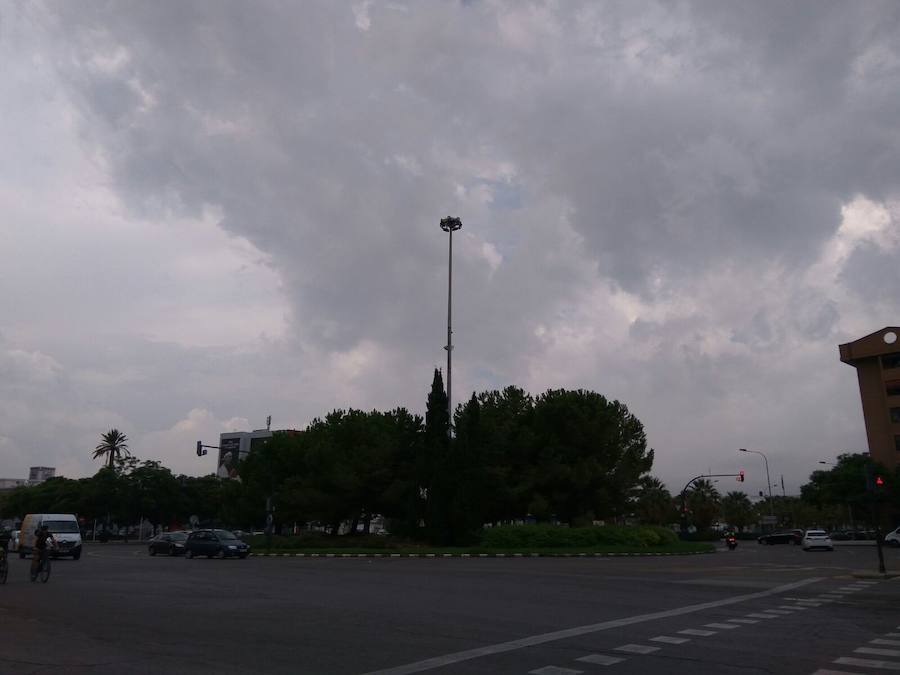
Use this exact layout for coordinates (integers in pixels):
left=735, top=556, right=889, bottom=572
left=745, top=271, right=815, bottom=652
left=3, top=1, right=898, bottom=488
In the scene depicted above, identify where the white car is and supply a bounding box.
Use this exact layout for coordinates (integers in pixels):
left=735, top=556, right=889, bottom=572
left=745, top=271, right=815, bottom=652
left=885, top=527, right=900, bottom=547
left=802, top=529, right=834, bottom=551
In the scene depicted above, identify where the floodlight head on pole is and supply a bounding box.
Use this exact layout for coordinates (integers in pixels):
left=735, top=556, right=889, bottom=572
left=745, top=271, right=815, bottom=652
left=440, top=216, right=462, bottom=232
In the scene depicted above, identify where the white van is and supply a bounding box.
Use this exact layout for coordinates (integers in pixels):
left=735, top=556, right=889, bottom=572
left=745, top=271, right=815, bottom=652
left=19, top=513, right=82, bottom=560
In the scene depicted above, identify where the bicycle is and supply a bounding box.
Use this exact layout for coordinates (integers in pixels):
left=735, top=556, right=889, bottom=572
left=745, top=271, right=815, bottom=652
left=30, top=549, right=51, bottom=583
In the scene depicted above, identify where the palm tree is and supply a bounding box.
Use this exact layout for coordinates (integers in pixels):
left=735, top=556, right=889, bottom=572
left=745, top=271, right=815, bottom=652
left=93, top=429, right=131, bottom=469
left=634, top=476, right=677, bottom=525
left=721, top=490, right=754, bottom=532
left=686, top=479, right=721, bottom=531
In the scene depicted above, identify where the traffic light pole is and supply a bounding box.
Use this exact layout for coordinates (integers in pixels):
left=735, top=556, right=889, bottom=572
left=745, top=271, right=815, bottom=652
left=874, top=500, right=887, bottom=575
left=680, top=472, right=744, bottom=535
left=864, top=461, right=888, bottom=575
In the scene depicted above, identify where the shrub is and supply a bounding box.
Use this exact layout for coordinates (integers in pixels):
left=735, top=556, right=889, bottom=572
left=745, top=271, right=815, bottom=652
left=478, top=524, right=678, bottom=549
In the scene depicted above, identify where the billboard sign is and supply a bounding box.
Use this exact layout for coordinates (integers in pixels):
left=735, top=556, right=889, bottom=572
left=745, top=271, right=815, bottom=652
left=217, top=437, right=243, bottom=481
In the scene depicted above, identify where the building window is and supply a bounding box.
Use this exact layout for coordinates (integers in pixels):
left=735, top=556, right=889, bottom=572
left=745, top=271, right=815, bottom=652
left=888, top=380, right=900, bottom=398
left=882, top=353, right=900, bottom=370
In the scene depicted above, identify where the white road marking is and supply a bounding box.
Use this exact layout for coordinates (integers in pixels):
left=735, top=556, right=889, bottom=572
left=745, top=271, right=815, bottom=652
left=886, top=634, right=900, bottom=639
left=855, top=647, right=900, bottom=657
left=678, top=629, right=717, bottom=637
left=705, top=623, right=739, bottom=630
left=650, top=636, right=690, bottom=645
left=576, top=655, right=624, bottom=666
left=761, top=609, right=793, bottom=614
left=360, top=577, right=822, bottom=675
left=834, top=656, right=900, bottom=670
left=813, top=670, right=864, bottom=675
left=727, top=619, right=759, bottom=624
left=778, top=605, right=807, bottom=610
left=614, top=644, right=659, bottom=655
left=872, top=640, right=900, bottom=647
left=746, top=613, right=778, bottom=619
left=529, top=667, right=583, bottom=675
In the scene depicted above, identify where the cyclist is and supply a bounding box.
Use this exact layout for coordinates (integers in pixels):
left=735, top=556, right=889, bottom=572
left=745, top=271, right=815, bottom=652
left=31, top=525, right=56, bottom=579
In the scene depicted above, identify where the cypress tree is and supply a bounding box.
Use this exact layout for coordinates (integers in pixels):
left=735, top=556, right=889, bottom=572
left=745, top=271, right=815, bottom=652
left=423, top=369, right=451, bottom=542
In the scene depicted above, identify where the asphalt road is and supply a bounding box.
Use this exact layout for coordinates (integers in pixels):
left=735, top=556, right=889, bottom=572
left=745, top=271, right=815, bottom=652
left=1, top=542, right=899, bottom=675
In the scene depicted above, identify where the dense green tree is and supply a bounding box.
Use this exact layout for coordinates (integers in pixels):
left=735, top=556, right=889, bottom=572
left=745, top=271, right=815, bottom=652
left=720, top=491, right=753, bottom=531
left=799, top=453, right=892, bottom=527
left=528, top=389, right=654, bottom=525
left=455, top=386, right=534, bottom=525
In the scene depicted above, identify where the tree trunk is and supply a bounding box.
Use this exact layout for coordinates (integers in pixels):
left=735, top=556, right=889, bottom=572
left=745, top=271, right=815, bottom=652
left=362, top=513, right=372, bottom=534
left=349, top=515, right=360, bottom=536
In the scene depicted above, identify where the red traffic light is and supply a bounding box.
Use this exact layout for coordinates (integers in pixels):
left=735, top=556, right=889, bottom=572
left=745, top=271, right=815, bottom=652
left=875, top=475, right=885, bottom=487
left=737, top=470, right=745, bottom=482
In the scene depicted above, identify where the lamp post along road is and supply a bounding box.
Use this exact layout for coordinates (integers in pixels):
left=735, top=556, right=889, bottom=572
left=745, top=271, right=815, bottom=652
left=440, top=217, right=462, bottom=432
left=740, top=448, right=774, bottom=517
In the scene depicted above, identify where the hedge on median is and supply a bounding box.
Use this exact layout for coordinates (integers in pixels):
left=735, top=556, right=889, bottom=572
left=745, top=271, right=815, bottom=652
left=477, top=524, right=679, bottom=549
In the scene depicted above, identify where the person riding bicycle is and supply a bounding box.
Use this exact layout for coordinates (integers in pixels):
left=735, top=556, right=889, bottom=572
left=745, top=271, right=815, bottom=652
left=31, top=525, right=56, bottom=577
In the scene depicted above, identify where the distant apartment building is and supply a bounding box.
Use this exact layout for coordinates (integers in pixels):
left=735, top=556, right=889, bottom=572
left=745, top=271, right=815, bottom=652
left=840, top=326, right=900, bottom=470
left=0, top=478, right=27, bottom=490
left=28, top=466, right=56, bottom=484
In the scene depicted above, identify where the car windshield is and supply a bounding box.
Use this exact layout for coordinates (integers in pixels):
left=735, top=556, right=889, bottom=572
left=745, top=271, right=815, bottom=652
left=214, top=530, right=237, bottom=540
left=806, top=531, right=826, bottom=536
left=44, top=521, right=79, bottom=533
left=170, top=532, right=187, bottom=541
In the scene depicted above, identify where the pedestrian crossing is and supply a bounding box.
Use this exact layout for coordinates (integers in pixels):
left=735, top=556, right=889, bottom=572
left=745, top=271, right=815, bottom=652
left=814, top=622, right=900, bottom=674
left=527, top=579, right=887, bottom=675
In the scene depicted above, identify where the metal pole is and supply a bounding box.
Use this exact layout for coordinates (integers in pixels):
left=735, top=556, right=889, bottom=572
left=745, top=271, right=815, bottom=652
left=740, top=449, right=774, bottom=517
left=446, top=227, right=453, bottom=429
left=440, top=217, right=462, bottom=434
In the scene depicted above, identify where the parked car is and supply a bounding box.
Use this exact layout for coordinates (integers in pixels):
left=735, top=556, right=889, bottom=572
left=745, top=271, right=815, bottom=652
left=801, top=529, right=833, bottom=551
left=148, top=531, right=189, bottom=556
left=884, top=527, right=900, bottom=547
left=185, top=529, right=250, bottom=559
left=758, top=530, right=800, bottom=545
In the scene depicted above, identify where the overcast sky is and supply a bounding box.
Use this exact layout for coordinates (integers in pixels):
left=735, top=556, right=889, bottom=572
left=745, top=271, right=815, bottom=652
left=2, top=1, right=898, bottom=498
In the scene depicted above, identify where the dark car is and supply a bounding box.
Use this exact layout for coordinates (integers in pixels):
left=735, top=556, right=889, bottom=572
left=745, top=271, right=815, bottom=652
left=185, top=529, right=250, bottom=559
left=758, top=530, right=802, bottom=545
left=148, top=531, right=189, bottom=556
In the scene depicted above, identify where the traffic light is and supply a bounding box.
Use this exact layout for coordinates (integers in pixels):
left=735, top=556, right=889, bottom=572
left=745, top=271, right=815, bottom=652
left=196, top=441, right=206, bottom=457
left=737, top=470, right=745, bottom=482
left=863, top=464, right=886, bottom=494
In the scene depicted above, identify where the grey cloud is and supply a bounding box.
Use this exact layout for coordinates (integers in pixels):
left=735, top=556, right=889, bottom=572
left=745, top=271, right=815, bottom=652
left=3, top=1, right=897, bottom=492
left=840, top=241, right=900, bottom=305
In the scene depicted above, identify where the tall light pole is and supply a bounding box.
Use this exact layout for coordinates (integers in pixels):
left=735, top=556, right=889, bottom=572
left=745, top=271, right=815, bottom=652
left=440, top=217, right=462, bottom=431
left=739, top=448, right=774, bottom=516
